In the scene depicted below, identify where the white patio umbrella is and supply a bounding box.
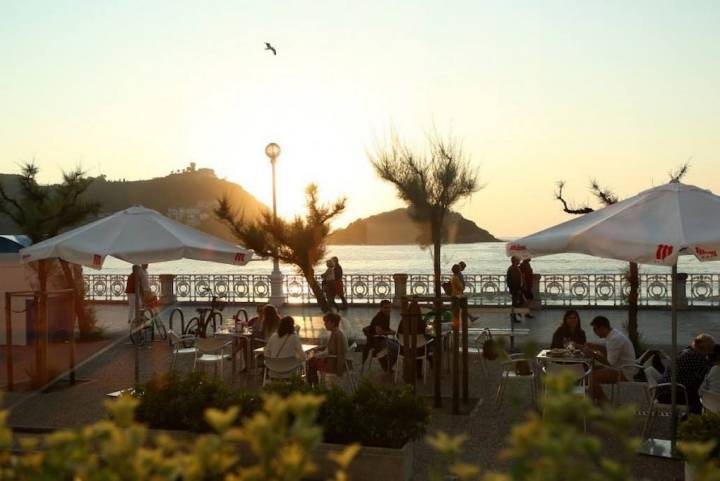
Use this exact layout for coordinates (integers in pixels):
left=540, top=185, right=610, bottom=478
left=18, top=206, right=254, bottom=387
left=506, top=181, right=720, bottom=456
left=19, top=206, right=253, bottom=267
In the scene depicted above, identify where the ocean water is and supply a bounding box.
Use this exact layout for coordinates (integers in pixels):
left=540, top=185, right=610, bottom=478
left=97, top=242, right=718, bottom=276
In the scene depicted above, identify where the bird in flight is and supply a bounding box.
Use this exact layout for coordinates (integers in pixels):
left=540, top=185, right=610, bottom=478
left=265, top=42, right=277, bottom=55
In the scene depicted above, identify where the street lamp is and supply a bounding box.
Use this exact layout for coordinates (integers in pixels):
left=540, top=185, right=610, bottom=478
left=265, top=142, right=284, bottom=306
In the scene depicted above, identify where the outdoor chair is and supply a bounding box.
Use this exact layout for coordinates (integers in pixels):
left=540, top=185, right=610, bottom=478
left=193, top=337, right=233, bottom=379
left=361, top=334, right=395, bottom=377
left=323, top=343, right=358, bottom=391
left=467, top=329, right=492, bottom=376
left=700, top=389, right=720, bottom=414
left=395, top=334, right=430, bottom=385
left=168, top=329, right=198, bottom=371
left=263, top=356, right=305, bottom=386
left=541, top=360, right=593, bottom=431
left=495, top=354, right=537, bottom=410
left=613, top=350, right=671, bottom=407
left=641, top=367, right=689, bottom=439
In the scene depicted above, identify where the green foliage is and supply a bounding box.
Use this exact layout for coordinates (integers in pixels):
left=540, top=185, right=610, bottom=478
left=0, top=163, right=100, bottom=243
left=135, top=371, right=262, bottom=432
left=135, top=372, right=430, bottom=448
left=1, top=391, right=351, bottom=481
left=216, top=183, right=346, bottom=310
left=369, top=129, right=480, bottom=297
left=678, top=412, right=720, bottom=458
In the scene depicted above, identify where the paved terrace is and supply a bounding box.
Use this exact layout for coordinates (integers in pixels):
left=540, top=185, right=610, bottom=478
left=3, top=304, right=719, bottom=480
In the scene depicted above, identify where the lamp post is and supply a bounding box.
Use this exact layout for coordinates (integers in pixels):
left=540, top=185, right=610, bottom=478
left=265, top=142, right=284, bottom=306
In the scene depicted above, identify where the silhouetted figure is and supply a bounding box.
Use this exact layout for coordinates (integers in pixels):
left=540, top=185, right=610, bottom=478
left=265, top=42, right=277, bottom=55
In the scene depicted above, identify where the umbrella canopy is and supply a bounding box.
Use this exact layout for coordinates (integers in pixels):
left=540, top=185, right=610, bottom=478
left=506, top=182, right=720, bottom=265
left=19, top=206, right=253, bottom=268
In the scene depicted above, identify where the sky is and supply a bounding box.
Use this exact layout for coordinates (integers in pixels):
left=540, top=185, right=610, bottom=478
left=1, top=0, right=719, bottom=237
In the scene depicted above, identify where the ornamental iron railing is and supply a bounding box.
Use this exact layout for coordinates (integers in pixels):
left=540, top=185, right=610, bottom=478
left=83, top=272, right=720, bottom=307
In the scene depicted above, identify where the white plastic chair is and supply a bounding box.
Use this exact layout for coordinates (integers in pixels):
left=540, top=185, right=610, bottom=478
left=263, top=356, right=305, bottom=386
left=496, top=354, right=537, bottom=409
left=193, top=337, right=232, bottom=379
left=361, top=335, right=395, bottom=377
left=700, top=389, right=720, bottom=414
left=323, top=343, right=358, bottom=391
left=467, top=330, right=491, bottom=376
left=395, top=335, right=430, bottom=384
left=168, top=330, right=198, bottom=370
left=641, top=367, right=689, bottom=439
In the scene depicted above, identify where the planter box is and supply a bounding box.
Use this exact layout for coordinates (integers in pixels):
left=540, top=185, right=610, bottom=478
left=312, top=442, right=414, bottom=481
left=150, top=429, right=414, bottom=481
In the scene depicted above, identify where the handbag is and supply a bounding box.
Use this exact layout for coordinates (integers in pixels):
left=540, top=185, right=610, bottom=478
left=482, top=330, right=498, bottom=360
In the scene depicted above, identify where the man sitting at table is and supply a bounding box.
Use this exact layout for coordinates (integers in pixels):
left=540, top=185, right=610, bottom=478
left=362, top=300, right=399, bottom=373
left=582, top=316, right=636, bottom=404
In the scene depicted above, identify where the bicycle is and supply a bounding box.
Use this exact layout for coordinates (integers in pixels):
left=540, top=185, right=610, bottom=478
left=183, top=289, right=225, bottom=338
left=129, top=300, right=167, bottom=346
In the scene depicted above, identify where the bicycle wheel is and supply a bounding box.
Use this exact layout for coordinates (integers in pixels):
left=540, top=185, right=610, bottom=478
left=154, top=314, right=168, bottom=341
left=184, top=317, right=201, bottom=337
left=206, top=312, right=222, bottom=337
left=129, top=316, right=147, bottom=346
left=169, top=308, right=185, bottom=332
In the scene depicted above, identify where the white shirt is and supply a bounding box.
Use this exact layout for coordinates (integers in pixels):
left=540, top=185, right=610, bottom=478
left=605, top=328, right=636, bottom=379
left=265, top=333, right=306, bottom=361
left=703, top=365, right=720, bottom=393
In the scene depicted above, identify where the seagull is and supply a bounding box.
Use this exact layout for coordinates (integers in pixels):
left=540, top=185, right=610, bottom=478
left=264, top=42, right=277, bottom=55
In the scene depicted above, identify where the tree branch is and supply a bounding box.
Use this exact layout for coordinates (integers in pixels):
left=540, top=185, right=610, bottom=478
left=554, top=181, right=594, bottom=215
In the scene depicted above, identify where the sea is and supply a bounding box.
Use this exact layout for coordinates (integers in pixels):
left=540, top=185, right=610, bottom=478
left=97, top=243, right=718, bottom=277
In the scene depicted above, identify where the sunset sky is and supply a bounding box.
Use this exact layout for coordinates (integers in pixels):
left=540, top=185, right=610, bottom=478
left=1, top=1, right=719, bottom=237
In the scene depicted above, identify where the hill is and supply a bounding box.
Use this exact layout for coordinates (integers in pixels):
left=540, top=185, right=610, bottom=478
left=0, top=169, right=268, bottom=242
left=328, top=208, right=500, bottom=245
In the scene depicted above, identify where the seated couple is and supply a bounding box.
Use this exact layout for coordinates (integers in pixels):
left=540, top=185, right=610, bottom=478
left=265, top=312, right=347, bottom=386
left=362, top=300, right=434, bottom=377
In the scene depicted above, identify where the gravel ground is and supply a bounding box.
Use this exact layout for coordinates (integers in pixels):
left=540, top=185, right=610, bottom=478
left=4, top=303, right=709, bottom=480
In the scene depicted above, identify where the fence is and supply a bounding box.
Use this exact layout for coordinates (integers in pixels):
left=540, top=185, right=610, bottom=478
left=83, top=272, right=720, bottom=308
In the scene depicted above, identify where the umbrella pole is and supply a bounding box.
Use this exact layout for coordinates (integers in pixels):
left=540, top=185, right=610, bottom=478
left=134, top=265, right=141, bottom=386
left=670, top=263, right=678, bottom=452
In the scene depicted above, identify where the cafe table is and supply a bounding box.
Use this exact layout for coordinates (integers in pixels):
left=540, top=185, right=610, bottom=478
left=215, top=327, right=254, bottom=373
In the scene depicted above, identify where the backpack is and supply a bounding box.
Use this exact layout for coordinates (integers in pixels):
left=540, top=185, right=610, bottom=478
left=481, top=330, right=498, bottom=361
left=441, top=281, right=452, bottom=296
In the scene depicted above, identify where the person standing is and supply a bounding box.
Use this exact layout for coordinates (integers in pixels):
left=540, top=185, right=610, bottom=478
left=506, top=256, right=524, bottom=322
left=125, top=266, right=138, bottom=322
left=458, top=260, right=478, bottom=321
left=321, top=259, right=338, bottom=311
left=519, top=258, right=535, bottom=318
left=332, top=256, right=348, bottom=310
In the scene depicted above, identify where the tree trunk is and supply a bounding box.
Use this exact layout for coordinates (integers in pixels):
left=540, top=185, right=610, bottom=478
left=303, top=267, right=329, bottom=312
left=432, top=221, right=443, bottom=408
left=627, top=261, right=640, bottom=351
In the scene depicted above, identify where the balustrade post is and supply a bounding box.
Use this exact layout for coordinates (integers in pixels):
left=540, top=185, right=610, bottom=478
left=159, top=274, right=177, bottom=305
left=393, top=274, right=408, bottom=307
left=677, top=273, right=688, bottom=309
left=531, top=273, right=542, bottom=309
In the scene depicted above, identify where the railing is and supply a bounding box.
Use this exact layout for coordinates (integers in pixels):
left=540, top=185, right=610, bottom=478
left=82, top=272, right=720, bottom=307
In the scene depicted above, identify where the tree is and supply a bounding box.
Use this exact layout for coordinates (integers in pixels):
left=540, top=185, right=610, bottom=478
left=554, top=163, right=690, bottom=351
left=369, top=130, right=480, bottom=403
left=0, top=163, right=100, bottom=384
left=216, top=184, right=345, bottom=312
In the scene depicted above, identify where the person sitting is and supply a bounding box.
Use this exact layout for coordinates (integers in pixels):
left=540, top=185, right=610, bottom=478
left=259, top=304, right=281, bottom=341
left=265, top=316, right=305, bottom=362
left=397, top=303, right=434, bottom=377
left=550, top=310, right=587, bottom=349
left=247, top=304, right=264, bottom=330
left=657, top=334, right=715, bottom=413
left=362, top=300, right=399, bottom=373
left=702, top=345, right=720, bottom=393
left=582, top=316, right=636, bottom=404
left=307, top=313, right=347, bottom=386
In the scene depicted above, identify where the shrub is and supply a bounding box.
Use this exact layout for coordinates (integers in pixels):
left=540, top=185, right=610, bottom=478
left=135, top=373, right=430, bottom=448
left=678, top=412, right=720, bottom=459
left=135, top=371, right=262, bottom=431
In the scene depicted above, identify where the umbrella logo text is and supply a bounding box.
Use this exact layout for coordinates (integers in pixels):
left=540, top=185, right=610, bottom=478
left=655, top=244, right=674, bottom=261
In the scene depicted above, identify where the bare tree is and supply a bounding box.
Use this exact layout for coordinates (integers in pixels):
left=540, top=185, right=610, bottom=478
left=554, top=162, right=690, bottom=351
left=216, top=184, right=345, bottom=312
left=369, top=130, right=480, bottom=401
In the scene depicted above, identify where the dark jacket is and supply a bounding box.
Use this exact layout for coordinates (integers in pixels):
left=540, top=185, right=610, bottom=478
left=550, top=326, right=587, bottom=349
left=506, top=265, right=522, bottom=292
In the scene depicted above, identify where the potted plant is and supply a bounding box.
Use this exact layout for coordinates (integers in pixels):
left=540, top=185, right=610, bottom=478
left=135, top=373, right=430, bottom=481
left=678, top=412, right=720, bottom=481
